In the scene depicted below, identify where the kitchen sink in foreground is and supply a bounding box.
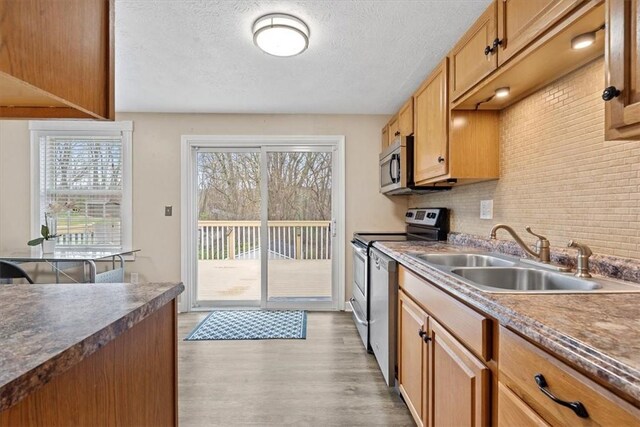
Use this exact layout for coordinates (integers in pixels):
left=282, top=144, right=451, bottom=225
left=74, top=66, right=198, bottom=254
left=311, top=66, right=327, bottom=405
left=414, top=253, right=516, bottom=267
left=450, top=267, right=640, bottom=293
left=407, top=251, right=640, bottom=294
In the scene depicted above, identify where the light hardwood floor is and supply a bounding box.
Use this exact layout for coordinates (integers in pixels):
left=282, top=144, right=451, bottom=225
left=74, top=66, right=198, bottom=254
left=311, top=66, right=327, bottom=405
left=178, top=312, right=415, bottom=426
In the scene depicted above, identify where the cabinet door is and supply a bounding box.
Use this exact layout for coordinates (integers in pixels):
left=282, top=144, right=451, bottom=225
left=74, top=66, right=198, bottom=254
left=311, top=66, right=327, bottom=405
left=381, top=124, right=389, bottom=151
left=449, top=1, right=498, bottom=101
left=605, top=0, right=640, bottom=140
left=428, top=319, right=490, bottom=427
left=388, top=115, right=400, bottom=144
left=498, top=382, right=550, bottom=427
left=497, top=0, right=583, bottom=65
left=414, top=59, right=448, bottom=184
left=398, top=291, right=428, bottom=427
left=399, top=98, right=414, bottom=136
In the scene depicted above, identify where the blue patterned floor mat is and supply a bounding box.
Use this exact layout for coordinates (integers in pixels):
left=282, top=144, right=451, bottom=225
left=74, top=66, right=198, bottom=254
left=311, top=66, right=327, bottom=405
left=185, top=310, right=307, bottom=340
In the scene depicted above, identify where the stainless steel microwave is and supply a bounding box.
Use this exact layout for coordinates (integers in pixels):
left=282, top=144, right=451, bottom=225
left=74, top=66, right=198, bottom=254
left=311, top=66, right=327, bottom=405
left=379, top=136, right=413, bottom=195
left=379, top=136, right=451, bottom=195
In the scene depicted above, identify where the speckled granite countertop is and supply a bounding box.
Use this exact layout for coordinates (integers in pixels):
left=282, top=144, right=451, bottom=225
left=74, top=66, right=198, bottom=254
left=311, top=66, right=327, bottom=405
left=373, top=240, right=640, bottom=406
left=0, top=282, right=184, bottom=412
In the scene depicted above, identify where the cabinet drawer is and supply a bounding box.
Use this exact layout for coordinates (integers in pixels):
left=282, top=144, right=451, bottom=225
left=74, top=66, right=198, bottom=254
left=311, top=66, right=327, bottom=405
left=498, top=382, right=549, bottom=427
left=499, top=326, right=640, bottom=426
left=398, top=266, right=491, bottom=362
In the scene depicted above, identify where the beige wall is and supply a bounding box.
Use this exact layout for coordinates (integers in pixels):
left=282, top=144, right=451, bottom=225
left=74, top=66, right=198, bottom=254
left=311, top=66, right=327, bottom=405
left=412, top=58, right=640, bottom=260
left=0, top=114, right=407, bottom=300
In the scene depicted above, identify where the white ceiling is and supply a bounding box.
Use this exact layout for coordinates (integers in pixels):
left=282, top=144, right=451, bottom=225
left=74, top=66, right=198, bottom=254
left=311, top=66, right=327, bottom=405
left=115, top=0, right=492, bottom=114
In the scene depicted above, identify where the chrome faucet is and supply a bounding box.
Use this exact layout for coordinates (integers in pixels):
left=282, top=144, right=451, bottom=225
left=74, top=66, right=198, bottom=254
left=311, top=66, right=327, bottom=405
left=567, top=240, right=592, bottom=278
left=489, top=224, right=551, bottom=263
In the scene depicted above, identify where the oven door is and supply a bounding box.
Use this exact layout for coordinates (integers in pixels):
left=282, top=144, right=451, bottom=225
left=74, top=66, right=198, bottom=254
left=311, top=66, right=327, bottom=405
left=350, top=240, right=369, bottom=350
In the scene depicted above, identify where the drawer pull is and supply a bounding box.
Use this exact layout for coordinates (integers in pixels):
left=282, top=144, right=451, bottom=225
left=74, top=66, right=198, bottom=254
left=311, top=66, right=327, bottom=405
left=534, top=374, right=589, bottom=418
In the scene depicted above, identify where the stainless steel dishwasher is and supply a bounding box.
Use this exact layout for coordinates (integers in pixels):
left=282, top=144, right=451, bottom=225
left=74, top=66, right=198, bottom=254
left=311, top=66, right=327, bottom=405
left=369, top=246, right=398, bottom=387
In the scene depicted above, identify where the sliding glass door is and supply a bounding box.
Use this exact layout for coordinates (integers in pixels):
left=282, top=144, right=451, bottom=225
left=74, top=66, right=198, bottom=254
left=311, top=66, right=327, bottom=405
left=265, top=148, right=334, bottom=306
left=195, top=148, right=261, bottom=307
left=191, top=144, right=337, bottom=310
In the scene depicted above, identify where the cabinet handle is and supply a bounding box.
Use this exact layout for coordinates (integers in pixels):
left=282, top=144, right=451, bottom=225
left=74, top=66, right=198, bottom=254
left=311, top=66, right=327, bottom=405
left=418, top=330, right=431, bottom=343
left=602, top=86, right=621, bottom=101
left=534, top=374, right=589, bottom=419
left=437, top=156, right=445, bottom=164
left=394, top=131, right=400, bottom=137
left=484, top=38, right=503, bottom=56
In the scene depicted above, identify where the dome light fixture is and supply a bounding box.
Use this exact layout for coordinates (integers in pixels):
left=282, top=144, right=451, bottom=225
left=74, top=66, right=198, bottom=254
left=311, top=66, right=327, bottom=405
left=253, top=13, right=310, bottom=57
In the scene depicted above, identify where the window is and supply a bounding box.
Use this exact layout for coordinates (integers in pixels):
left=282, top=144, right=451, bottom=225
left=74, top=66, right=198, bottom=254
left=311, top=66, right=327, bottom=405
left=30, top=121, right=133, bottom=252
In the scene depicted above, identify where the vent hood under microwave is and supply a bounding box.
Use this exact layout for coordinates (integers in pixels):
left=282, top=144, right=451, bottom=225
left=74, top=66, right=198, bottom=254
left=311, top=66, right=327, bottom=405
left=379, top=137, right=451, bottom=195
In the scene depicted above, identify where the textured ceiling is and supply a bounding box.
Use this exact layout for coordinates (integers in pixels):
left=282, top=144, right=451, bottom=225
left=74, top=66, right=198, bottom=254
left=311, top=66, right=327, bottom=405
left=115, top=0, right=492, bottom=114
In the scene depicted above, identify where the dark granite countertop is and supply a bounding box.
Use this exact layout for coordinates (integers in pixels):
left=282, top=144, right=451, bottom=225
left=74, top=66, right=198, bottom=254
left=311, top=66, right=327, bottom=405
left=0, top=282, right=184, bottom=411
left=373, top=240, right=640, bottom=407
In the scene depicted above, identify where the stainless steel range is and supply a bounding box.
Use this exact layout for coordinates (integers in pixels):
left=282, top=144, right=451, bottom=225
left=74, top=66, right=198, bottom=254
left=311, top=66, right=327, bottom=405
left=349, top=207, right=449, bottom=386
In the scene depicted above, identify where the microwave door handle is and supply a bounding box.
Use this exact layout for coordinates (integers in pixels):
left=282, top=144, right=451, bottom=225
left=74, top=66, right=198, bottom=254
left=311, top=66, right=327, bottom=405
left=391, top=155, right=400, bottom=183
left=388, top=157, right=394, bottom=182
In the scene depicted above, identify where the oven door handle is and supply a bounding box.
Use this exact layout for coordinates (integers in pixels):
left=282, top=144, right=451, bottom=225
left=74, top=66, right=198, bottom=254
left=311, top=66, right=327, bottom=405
left=350, top=241, right=368, bottom=258
left=349, top=298, right=368, bottom=326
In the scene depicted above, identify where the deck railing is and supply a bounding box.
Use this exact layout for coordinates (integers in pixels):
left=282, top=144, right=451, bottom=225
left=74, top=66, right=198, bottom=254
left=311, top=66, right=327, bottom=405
left=198, top=220, right=332, bottom=260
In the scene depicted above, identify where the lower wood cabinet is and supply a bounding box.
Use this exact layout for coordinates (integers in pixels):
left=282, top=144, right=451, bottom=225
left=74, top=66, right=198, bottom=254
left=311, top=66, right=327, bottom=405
left=499, top=326, right=640, bottom=426
left=0, top=301, right=178, bottom=426
left=497, top=382, right=550, bottom=427
left=429, top=319, right=490, bottom=427
left=398, top=269, right=491, bottom=427
left=398, top=265, right=640, bottom=427
left=398, top=290, right=428, bottom=427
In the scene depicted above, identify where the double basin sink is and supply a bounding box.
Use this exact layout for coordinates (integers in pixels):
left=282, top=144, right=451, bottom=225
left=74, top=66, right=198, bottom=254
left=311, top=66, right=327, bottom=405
left=408, top=253, right=640, bottom=294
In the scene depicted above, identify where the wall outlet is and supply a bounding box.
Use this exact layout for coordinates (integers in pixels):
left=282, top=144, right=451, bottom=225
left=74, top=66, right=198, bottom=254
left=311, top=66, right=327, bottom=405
left=480, top=200, right=493, bottom=220
left=130, top=272, right=139, bottom=284
left=165, top=206, right=173, bottom=216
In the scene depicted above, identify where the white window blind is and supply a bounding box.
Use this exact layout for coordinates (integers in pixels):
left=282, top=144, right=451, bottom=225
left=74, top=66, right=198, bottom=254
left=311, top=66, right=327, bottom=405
left=40, top=136, right=123, bottom=248
left=30, top=121, right=133, bottom=252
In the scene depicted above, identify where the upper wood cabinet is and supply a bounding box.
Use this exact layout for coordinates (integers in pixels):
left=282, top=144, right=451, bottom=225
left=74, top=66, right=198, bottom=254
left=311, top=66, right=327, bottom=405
left=413, top=59, right=499, bottom=186
left=381, top=124, right=389, bottom=151
left=398, top=98, right=414, bottom=136
left=388, top=115, right=400, bottom=143
left=449, top=2, right=498, bottom=101
left=0, top=0, right=114, bottom=120
left=604, top=0, right=640, bottom=140
left=497, top=0, right=584, bottom=65
left=414, top=59, right=449, bottom=183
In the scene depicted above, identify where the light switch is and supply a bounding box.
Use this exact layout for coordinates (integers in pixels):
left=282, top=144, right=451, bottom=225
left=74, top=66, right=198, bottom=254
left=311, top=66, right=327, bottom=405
left=480, top=200, right=493, bottom=220
left=165, top=206, right=173, bottom=216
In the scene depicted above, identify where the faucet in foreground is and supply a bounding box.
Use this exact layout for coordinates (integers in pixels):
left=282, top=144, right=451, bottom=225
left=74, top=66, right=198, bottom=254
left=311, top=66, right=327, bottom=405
left=490, top=224, right=551, bottom=263
left=567, top=240, right=593, bottom=278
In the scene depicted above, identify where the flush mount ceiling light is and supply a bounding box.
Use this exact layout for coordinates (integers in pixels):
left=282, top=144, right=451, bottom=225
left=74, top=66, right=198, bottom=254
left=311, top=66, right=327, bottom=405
left=253, top=13, right=310, bottom=57
left=571, top=24, right=605, bottom=50
left=495, top=87, right=510, bottom=98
